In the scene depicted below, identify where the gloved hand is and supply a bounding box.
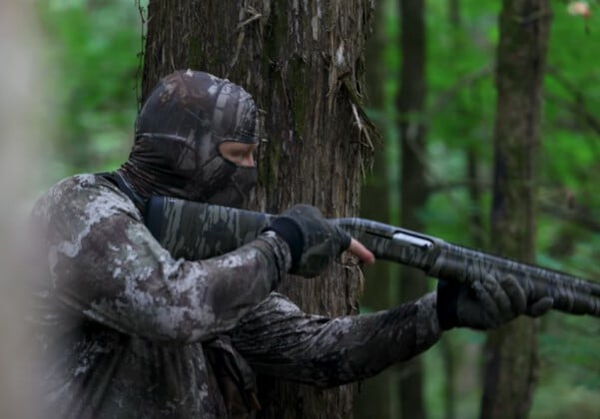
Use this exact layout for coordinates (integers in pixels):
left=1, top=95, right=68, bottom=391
left=267, top=204, right=351, bottom=278
left=436, top=274, right=554, bottom=330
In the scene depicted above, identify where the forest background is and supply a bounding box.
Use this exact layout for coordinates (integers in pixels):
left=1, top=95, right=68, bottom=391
left=31, top=0, right=599, bottom=418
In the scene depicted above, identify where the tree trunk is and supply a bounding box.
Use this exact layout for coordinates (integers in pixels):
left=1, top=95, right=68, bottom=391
left=355, top=150, right=395, bottom=419
left=441, top=2, right=463, bottom=418
left=354, top=1, right=396, bottom=417
left=398, top=0, right=428, bottom=418
left=142, top=1, right=375, bottom=417
left=480, top=1, right=551, bottom=418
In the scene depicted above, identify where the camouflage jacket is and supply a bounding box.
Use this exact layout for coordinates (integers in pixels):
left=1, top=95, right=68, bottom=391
left=31, top=174, right=441, bottom=419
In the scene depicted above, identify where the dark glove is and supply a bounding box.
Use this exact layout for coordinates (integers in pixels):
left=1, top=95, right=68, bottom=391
left=267, top=204, right=351, bottom=278
left=436, top=274, right=554, bottom=330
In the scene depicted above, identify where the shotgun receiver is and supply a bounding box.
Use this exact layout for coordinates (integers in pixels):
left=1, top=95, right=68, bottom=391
left=145, top=196, right=600, bottom=318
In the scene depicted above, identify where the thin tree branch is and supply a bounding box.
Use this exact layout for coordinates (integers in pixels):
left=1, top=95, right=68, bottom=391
left=430, top=65, right=493, bottom=115
left=546, top=67, right=600, bottom=136
left=429, top=179, right=600, bottom=233
left=427, top=179, right=491, bottom=194
left=539, top=202, right=600, bottom=233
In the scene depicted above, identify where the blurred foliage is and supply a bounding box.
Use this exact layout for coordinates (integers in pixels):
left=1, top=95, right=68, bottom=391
left=40, top=0, right=598, bottom=417
left=39, top=0, right=143, bottom=180
left=361, top=0, right=599, bottom=417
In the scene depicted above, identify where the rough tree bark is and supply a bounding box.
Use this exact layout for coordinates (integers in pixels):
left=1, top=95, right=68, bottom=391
left=481, top=1, right=551, bottom=418
left=398, top=0, right=428, bottom=418
left=142, top=1, right=375, bottom=417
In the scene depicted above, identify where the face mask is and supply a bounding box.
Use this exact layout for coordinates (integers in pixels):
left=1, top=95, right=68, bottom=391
left=205, top=161, right=258, bottom=209
left=118, top=70, right=263, bottom=208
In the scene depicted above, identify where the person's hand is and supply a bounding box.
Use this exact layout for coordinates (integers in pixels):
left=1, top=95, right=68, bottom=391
left=436, top=273, right=554, bottom=330
left=268, top=205, right=353, bottom=277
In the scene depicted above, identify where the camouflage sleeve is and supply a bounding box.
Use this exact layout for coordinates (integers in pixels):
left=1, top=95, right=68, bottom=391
left=230, top=292, right=442, bottom=387
left=41, top=175, right=291, bottom=342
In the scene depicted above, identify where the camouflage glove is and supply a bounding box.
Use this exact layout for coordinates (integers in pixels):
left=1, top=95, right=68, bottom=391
left=436, top=274, right=554, bottom=330
left=267, top=204, right=351, bottom=278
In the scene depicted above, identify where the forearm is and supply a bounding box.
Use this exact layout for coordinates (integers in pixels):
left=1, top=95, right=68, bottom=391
left=45, top=178, right=292, bottom=342
left=58, top=230, right=290, bottom=342
left=231, top=292, right=442, bottom=387
left=331, top=292, right=441, bottom=385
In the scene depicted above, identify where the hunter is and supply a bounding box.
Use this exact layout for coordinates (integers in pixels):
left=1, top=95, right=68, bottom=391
left=31, top=70, right=552, bottom=418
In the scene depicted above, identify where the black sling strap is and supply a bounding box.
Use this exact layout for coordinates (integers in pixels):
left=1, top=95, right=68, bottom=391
left=97, top=172, right=147, bottom=215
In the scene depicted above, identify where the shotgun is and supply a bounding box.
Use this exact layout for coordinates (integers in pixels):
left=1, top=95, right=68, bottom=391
left=145, top=196, right=600, bottom=317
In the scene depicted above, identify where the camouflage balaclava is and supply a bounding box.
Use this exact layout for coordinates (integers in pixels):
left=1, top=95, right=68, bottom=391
left=118, top=69, right=262, bottom=208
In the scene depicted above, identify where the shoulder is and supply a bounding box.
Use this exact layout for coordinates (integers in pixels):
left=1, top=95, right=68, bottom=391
left=32, top=173, right=141, bottom=225
left=32, top=174, right=143, bottom=240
